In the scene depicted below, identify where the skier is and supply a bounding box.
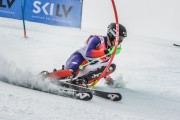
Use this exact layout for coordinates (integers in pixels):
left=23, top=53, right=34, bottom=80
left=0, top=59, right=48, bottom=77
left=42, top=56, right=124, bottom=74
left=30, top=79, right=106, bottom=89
left=43, top=23, right=127, bottom=87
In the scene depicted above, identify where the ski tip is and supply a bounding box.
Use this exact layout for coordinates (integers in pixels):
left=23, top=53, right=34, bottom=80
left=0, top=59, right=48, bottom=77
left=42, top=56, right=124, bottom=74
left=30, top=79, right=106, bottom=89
left=173, top=44, right=180, bottom=47
left=115, top=93, right=122, bottom=101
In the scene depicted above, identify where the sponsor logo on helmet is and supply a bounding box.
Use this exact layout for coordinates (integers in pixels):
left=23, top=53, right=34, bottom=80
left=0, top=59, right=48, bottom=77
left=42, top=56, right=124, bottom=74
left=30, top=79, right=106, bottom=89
left=110, top=28, right=116, bottom=37
left=123, top=31, right=127, bottom=37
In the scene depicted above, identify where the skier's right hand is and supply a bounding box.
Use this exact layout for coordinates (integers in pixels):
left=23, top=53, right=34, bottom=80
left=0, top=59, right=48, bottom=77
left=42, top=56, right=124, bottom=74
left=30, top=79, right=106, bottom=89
left=104, top=47, right=114, bottom=55
left=116, top=46, right=121, bottom=55
left=104, top=46, right=121, bottom=56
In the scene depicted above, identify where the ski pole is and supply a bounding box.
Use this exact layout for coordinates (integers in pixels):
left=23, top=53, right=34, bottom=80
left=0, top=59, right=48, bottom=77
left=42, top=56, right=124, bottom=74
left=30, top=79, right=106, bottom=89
left=79, top=52, right=111, bottom=70
left=19, top=0, right=27, bottom=38
left=79, top=46, right=121, bottom=70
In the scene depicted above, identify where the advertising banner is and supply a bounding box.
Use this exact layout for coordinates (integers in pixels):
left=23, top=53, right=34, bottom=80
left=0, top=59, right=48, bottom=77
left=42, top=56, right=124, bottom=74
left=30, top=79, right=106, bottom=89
left=0, top=0, right=22, bottom=19
left=0, top=0, right=83, bottom=28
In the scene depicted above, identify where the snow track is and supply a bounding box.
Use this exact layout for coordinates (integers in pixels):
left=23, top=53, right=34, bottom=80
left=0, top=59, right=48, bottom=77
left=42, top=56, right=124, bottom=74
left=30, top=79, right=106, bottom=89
left=0, top=17, right=180, bottom=120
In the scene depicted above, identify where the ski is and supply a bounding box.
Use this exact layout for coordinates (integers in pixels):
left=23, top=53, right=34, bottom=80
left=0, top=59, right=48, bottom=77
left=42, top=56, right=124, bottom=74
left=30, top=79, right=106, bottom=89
left=92, top=89, right=122, bottom=101
left=32, top=87, right=93, bottom=101
left=173, top=44, right=180, bottom=47
left=0, top=76, right=92, bottom=101
left=57, top=80, right=122, bottom=101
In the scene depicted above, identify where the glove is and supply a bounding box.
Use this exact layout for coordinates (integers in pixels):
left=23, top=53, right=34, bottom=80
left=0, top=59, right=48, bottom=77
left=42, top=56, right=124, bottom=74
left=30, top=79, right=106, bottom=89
left=104, top=47, right=114, bottom=55
left=116, top=46, right=121, bottom=55
left=104, top=46, right=121, bottom=55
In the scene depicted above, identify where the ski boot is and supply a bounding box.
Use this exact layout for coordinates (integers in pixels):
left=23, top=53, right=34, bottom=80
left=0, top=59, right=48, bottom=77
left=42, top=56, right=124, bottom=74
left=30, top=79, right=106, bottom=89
left=40, top=71, right=50, bottom=80
left=40, top=65, right=76, bottom=80
left=68, top=78, right=88, bottom=87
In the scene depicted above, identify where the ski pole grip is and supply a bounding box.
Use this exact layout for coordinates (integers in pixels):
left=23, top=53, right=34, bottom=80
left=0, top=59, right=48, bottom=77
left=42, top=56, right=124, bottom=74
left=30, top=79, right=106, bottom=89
left=79, top=59, right=98, bottom=70
left=79, top=65, right=83, bottom=70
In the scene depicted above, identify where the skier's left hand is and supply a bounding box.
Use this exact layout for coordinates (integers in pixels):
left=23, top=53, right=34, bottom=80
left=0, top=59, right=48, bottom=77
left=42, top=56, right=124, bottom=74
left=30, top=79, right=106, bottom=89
left=116, top=46, right=121, bottom=55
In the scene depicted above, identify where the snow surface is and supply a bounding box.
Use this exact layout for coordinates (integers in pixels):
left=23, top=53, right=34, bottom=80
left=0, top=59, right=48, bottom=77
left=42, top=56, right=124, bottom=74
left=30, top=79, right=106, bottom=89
left=0, top=16, right=180, bottom=120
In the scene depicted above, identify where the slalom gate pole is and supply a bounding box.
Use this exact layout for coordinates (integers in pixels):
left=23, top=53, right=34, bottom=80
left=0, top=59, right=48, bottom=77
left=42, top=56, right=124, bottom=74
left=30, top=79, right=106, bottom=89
left=79, top=53, right=111, bottom=70
left=20, top=0, right=27, bottom=38
left=89, top=0, right=119, bottom=89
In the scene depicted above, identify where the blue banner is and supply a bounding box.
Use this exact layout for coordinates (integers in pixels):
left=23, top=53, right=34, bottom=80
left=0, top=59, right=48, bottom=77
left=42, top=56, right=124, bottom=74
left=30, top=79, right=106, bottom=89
left=0, top=0, right=22, bottom=19
left=0, top=0, right=83, bottom=28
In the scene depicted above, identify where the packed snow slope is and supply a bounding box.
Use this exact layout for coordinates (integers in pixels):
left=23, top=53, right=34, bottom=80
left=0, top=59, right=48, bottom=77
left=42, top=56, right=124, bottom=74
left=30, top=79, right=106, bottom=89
left=0, top=17, right=180, bottom=120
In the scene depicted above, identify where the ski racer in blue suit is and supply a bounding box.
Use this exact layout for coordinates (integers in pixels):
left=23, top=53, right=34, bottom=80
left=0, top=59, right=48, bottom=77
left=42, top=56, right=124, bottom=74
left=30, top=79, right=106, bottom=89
left=46, top=23, right=127, bottom=86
